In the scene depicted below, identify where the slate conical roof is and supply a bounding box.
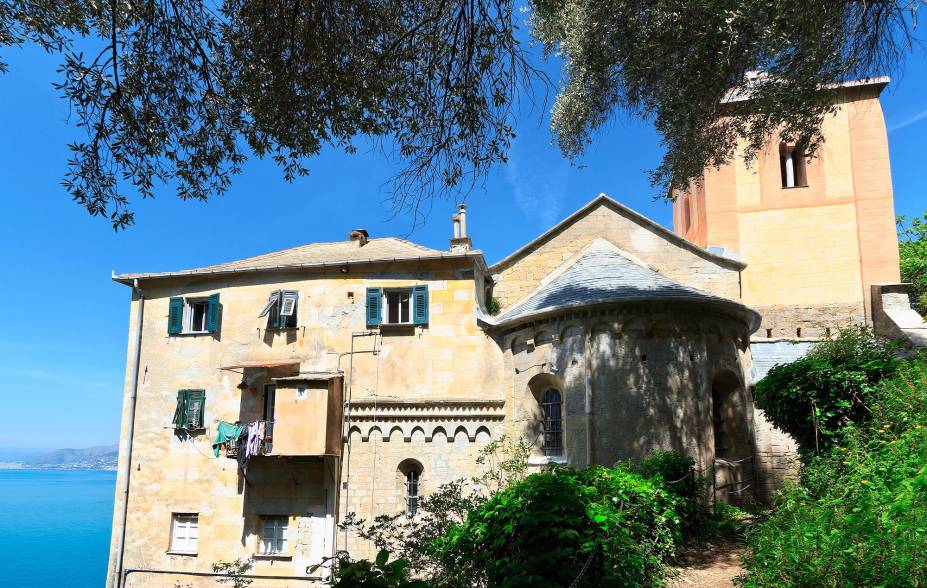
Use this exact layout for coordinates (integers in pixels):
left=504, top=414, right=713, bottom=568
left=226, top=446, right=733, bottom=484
left=492, top=239, right=760, bottom=330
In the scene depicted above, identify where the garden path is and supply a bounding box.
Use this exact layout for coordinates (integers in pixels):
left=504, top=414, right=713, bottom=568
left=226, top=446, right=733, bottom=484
left=668, top=535, right=746, bottom=588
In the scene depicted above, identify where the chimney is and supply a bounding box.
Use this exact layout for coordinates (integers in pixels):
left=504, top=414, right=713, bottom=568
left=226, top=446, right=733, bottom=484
left=450, top=204, right=472, bottom=252
left=348, top=229, right=369, bottom=247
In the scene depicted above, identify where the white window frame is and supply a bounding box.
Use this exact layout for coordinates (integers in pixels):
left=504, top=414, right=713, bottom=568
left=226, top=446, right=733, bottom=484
left=182, top=298, right=210, bottom=334
left=170, top=513, right=199, bottom=554
left=383, top=288, right=413, bottom=326
left=259, top=516, right=289, bottom=556
left=258, top=290, right=299, bottom=329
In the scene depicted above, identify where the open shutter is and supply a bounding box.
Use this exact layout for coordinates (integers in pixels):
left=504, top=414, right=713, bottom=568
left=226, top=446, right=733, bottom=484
left=366, top=288, right=382, bottom=328
left=186, top=390, right=206, bottom=428
left=206, top=293, right=220, bottom=333
left=172, top=390, right=188, bottom=427
left=168, top=297, right=184, bottom=335
left=279, top=291, right=298, bottom=328
left=412, top=285, right=429, bottom=325
left=258, top=291, right=280, bottom=318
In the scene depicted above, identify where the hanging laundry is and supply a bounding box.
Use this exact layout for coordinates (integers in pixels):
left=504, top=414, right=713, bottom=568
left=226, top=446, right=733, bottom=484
left=245, top=421, right=264, bottom=459
left=212, top=421, right=244, bottom=457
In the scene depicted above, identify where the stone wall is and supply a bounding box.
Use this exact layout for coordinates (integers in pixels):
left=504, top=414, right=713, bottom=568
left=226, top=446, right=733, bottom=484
left=490, top=198, right=743, bottom=311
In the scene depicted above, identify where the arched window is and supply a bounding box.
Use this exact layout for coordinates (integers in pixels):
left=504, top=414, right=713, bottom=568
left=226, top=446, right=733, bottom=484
left=541, top=389, right=563, bottom=456
left=398, top=459, right=423, bottom=516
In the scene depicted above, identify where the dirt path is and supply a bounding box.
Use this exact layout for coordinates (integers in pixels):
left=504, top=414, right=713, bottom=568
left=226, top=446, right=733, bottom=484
left=667, top=536, right=746, bottom=588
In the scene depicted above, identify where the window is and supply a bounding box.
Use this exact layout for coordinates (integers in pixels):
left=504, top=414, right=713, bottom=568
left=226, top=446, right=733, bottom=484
left=258, top=290, right=298, bottom=329
left=168, top=294, right=220, bottom=335
left=172, top=389, right=205, bottom=429
left=259, top=516, right=288, bottom=555
left=170, top=514, right=199, bottom=554
left=683, top=195, right=692, bottom=232
left=541, top=389, right=563, bottom=457
left=779, top=143, right=808, bottom=188
left=366, top=285, right=429, bottom=327
left=405, top=468, right=421, bottom=516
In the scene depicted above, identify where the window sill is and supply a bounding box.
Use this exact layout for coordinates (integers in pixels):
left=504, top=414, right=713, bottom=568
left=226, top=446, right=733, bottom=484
left=781, top=185, right=809, bottom=190
left=166, top=550, right=198, bottom=557
left=265, top=327, right=298, bottom=331
left=253, top=553, right=292, bottom=560
left=171, top=331, right=213, bottom=337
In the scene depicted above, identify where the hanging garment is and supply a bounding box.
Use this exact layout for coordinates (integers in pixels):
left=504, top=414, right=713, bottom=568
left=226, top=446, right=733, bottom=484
left=236, top=428, right=249, bottom=470
left=246, top=421, right=264, bottom=459
left=212, top=421, right=245, bottom=457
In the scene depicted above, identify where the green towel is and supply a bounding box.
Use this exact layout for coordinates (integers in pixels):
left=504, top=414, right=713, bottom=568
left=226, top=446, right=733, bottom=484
left=212, top=421, right=244, bottom=457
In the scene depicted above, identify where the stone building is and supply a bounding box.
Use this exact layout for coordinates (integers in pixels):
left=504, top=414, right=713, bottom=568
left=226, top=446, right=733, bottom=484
left=106, top=77, right=915, bottom=588
left=106, top=196, right=772, bottom=587
left=670, top=76, right=927, bottom=494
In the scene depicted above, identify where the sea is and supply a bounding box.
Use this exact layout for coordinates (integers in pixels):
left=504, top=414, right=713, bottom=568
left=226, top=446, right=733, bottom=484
left=0, top=469, right=116, bottom=587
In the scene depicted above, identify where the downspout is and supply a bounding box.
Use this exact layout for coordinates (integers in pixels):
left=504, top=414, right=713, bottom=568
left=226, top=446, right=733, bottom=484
left=114, top=280, right=144, bottom=588
left=584, top=331, right=595, bottom=467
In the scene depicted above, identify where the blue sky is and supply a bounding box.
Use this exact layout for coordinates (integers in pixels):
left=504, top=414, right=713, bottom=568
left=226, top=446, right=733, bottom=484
left=1, top=39, right=925, bottom=452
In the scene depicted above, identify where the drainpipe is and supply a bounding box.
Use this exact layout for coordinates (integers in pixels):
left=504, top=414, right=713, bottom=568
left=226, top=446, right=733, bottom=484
left=584, top=331, right=595, bottom=467
left=113, top=280, right=144, bottom=588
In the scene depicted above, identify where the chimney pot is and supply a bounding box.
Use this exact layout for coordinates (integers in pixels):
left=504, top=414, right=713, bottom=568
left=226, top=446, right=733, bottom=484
left=348, top=229, right=369, bottom=247
left=450, top=204, right=472, bottom=252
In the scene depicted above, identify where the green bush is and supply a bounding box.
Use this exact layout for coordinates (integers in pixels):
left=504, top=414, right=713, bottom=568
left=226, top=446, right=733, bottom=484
left=329, top=550, right=430, bottom=588
left=435, top=465, right=683, bottom=587
left=632, top=451, right=708, bottom=538
left=898, top=213, right=927, bottom=315
left=742, top=356, right=927, bottom=587
left=754, top=326, right=898, bottom=456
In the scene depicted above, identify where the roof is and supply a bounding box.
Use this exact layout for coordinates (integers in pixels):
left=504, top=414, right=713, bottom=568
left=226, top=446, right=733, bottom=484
left=488, top=239, right=760, bottom=330
left=114, top=237, right=485, bottom=283
left=489, top=194, right=745, bottom=273
left=722, top=75, right=890, bottom=105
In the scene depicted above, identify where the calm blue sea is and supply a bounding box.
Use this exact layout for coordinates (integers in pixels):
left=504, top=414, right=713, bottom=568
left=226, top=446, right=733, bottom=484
left=0, top=470, right=116, bottom=587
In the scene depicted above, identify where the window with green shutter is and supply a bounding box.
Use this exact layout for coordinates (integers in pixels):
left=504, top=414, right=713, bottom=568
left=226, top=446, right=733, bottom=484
left=259, top=290, right=298, bottom=329
left=167, top=294, right=221, bottom=335
left=412, top=285, right=429, bottom=325
left=172, top=389, right=206, bottom=429
left=366, top=288, right=382, bottom=328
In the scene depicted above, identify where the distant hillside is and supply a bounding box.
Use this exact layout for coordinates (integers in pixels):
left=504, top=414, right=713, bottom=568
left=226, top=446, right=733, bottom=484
left=24, top=444, right=119, bottom=469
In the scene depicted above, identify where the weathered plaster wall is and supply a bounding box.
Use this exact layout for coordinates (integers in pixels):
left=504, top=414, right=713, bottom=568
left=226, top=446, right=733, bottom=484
left=107, top=258, right=504, bottom=587
left=491, top=201, right=743, bottom=311
left=672, top=86, right=900, bottom=334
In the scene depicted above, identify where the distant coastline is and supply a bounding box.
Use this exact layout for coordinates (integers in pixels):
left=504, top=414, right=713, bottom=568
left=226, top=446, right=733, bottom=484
left=0, top=444, right=118, bottom=471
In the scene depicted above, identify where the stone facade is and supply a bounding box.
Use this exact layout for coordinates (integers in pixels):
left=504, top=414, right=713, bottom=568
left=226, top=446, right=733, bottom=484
left=108, top=195, right=819, bottom=587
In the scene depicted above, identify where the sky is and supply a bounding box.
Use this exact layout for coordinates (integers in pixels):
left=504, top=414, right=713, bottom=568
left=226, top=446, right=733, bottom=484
left=1, top=34, right=925, bottom=452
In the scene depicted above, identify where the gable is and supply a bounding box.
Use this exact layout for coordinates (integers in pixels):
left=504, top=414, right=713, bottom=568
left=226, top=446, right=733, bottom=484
left=490, top=195, right=744, bottom=311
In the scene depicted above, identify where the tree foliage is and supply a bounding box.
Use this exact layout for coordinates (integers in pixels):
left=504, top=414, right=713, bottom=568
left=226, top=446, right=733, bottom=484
left=1, top=0, right=537, bottom=228
left=1, top=1, right=921, bottom=226
left=743, top=355, right=927, bottom=587
left=530, top=0, right=922, bottom=190
left=755, top=326, right=899, bottom=456
left=898, top=212, right=927, bottom=315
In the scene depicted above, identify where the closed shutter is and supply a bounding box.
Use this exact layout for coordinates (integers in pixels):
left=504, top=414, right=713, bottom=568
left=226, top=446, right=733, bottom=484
left=186, top=390, right=206, bottom=428
left=206, top=293, right=220, bottom=333
left=366, top=288, right=382, bottom=328
left=168, top=297, right=184, bottom=335
left=412, top=285, right=429, bottom=325
left=172, top=390, right=188, bottom=427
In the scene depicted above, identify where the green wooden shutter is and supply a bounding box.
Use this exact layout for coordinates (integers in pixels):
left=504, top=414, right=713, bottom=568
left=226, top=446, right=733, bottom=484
left=206, top=293, right=220, bottom=333
left=412, top=285, right=429, bottom=325
left=168, top=297, right=184, bottom=335
left=187, top=390, right=206, bottom=428
left=172, top=390, right=188, bottom=427
left=366, top=288, right=382, bottom=328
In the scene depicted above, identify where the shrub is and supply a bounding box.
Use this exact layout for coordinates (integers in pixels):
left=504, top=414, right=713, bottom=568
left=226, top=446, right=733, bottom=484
left=330, top=550, right=430, bottom=588
left=754, top=326, right=898, bottom=456
left=632, top=451, right=708, bottom=538
left=898, top=213, right=927, bottom=315
left=742, top=356, right=927, bottom=587
left=435, top=465, right=683, bottom=587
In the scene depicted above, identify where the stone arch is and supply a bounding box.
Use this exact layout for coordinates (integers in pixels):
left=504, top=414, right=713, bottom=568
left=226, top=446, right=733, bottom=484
left=396, top=458, right=425, bottom=516
left=534, top=329, right=555, bottom=345
left=410, top=426, right=426, bottom=442
left=348, top=426, right=362, bottom=442
left=429, top=426, right=448, bottom=443
left=526, top=372, right=565, bottom=457
left=388, top=426, right=404, bottom=443
left=364, top=425, right=383, bottom=442
left=510, top=335, right=528, bottom=354
left=560, top=323, right=584, bottom=341
left=474, top=426, right=492, bottom=444
left=711, top=370, right=752, bottom=459
left=453, top=425, right=470, bottom=443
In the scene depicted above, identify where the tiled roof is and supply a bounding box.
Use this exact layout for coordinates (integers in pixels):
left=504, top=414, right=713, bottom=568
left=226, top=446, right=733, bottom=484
left=490, top=239, right=760, bottom=329
left=114, top=237, right=483, bottom=282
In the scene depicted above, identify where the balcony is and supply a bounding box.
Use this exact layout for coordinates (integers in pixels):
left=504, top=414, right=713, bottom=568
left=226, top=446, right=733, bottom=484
left=268, top=374, right=343, bottom=457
